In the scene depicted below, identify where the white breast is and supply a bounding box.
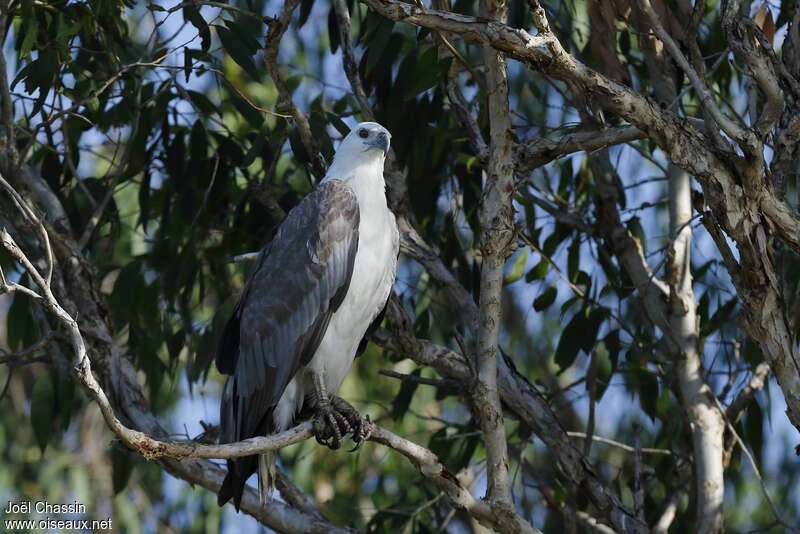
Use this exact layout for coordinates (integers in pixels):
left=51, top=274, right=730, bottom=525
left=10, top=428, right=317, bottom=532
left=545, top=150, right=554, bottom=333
left=310, top=164, right=398, bottom=391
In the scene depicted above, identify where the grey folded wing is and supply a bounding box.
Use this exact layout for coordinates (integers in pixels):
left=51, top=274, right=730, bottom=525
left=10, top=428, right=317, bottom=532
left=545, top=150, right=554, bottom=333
left=215, top=179, right=360, bottom=443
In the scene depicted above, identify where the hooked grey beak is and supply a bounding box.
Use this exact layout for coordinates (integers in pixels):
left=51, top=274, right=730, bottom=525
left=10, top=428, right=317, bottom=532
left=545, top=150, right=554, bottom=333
left=366, top=131, right=390, bottom=155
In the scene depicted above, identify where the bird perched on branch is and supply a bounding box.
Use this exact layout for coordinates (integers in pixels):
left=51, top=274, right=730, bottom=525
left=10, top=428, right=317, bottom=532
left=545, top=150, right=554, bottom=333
left=215, top=122, right=399, bottom=510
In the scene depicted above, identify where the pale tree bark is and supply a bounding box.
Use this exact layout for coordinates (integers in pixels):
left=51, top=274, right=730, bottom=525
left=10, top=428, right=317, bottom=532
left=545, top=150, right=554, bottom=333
left=474, top=0, right=527, bottom=528
left=634, top=4, right=727, bottom=530
left=666, top=165, right=724, bottom=534
left=590, top=150, right=725, bottom=534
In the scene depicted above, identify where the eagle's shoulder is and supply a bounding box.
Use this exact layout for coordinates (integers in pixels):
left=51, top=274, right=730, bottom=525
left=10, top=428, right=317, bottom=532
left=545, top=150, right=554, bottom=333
left=314, top=179, right=358, bottom=217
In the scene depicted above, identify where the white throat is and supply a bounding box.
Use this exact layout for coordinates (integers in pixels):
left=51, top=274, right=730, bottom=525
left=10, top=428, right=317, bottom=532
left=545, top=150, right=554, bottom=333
left=324, top=151, right=388, bottom=216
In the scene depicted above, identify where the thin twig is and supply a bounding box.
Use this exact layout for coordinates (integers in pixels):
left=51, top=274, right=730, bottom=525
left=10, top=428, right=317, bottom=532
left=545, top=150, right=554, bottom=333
left=566, top=431, right=673, bottom=456
left=379, top=369, right=463, bottom=390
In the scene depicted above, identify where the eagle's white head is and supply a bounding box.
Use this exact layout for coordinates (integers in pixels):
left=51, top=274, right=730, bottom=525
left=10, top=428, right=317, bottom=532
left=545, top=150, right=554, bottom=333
left=335, top=121, right=391, bottom=161
left=325, top=121, right=391, bottom=190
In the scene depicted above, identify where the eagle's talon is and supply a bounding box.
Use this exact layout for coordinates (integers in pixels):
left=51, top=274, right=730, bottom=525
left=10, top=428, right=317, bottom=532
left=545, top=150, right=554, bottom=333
left=356, top=414, right=373, bottom=443
left=315, top=396, right=370, bottom=451
left=313, top=402, right=354, bottom=450
left=328, top=397, right=371, bottom=450
left=349, top=414, right=372, bottom=450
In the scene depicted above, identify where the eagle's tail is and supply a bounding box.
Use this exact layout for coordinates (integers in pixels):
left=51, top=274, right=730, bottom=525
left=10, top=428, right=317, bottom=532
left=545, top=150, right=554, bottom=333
left=217, top=456, right=256, bottom=511
left=258, top=452, right=277, bottom=504
left=216, top=454, right=275, bottom=511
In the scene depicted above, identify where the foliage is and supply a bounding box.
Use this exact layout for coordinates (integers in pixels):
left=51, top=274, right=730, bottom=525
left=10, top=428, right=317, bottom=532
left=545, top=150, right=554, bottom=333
left=1, top=1, right=799, bottom=533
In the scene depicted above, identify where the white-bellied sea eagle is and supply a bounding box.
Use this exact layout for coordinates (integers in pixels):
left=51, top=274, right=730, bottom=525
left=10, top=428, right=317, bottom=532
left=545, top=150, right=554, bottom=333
left=215, top=122, right=399, bottom=510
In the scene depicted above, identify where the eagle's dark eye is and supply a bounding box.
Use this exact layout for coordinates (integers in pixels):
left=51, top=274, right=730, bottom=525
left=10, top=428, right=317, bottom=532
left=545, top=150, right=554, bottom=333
left=358, top=128, right=369, bottom=139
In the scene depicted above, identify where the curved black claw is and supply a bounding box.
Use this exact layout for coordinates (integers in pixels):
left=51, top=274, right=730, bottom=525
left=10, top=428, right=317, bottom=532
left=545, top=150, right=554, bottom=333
left=313, top=402, right=352, bottom=450
left=348, top=414, right=373, bottom=452
left=327, top=397, right=372, bottom=452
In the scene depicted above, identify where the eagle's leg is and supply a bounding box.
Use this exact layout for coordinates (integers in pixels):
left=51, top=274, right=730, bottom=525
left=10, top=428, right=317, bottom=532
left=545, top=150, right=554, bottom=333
left=311, top=373, right=352, bottom=450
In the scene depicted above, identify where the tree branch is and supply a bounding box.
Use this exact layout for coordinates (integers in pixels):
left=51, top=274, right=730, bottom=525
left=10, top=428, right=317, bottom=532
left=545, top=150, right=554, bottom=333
left=332, top=0, right=374, bottom=122
left=264, top=0, right=326, bottom=181
left=475, top=2, right=519, bottom=523
left=665, top=163, right=724, bottom=534
left=516, top=125, right=644, bottom=173
left=637, top=0, right=753, bottom=149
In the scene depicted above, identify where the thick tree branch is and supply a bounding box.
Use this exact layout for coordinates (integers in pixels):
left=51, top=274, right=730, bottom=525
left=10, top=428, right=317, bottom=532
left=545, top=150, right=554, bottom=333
left=590, top=154, right=670, bottom=324
left=359, top=0, right=550, bottom=59
left=637, top=0, right=753, bottom=149
left=721, top=5, right=784, bottom=137
left=723, top=361, right=770, bottom=467
left=516, top=125, right=644, bottom=173
left=665, top=164, right=724, bottom=534
left=474, top=1, right=522, bottom=527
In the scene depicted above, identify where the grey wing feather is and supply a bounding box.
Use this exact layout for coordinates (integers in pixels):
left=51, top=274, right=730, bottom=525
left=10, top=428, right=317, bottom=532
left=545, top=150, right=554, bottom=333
left=216, top=179, right=359, bottom=445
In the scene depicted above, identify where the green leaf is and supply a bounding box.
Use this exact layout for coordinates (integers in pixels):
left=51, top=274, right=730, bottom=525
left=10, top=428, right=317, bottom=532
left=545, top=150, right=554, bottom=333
left=297, top=0, right=315, bottom=28
left=217, top=26, right=258, bottom=79
left=626, top=216, right=646, bottom=254
left=187, top=89, right=219, bottom=116
left=328, top=5, right=340, bottom=53
left=504, top=248, right=529, bottom=285
left=428, top=421, right=479, bottom=473
left=580, top=308, right=606, bottom=353
left=701, top=297, right=737, bottom=337
left=13, top=50, right=58, bottom=117
left=138, top=171, right=151, bottom=232
left=109, top=261, right=143, bottom=328
left=403, top=47, right=442, bottom=99
left=183, top=46, right=192, bottom=82
left=533, top=285, right=557, bottom=311
left=230, top=90, right=263, bottom=127
left=743, top=337, right=763, bottom=366
left=242, top=129, right=267, bottom=168
left=31, top=374, right=55, bottom=452
left=183, top=6, right=210, bottom=51
left=636, top=368, right=659, bottom=422
left=288, top=126, right=310, bottom=163
left=590, top=344, right=613, bottom=401
left=326, top=112, right=351, bottom=137
left=111, top=448, right=135, bottom=494
left=526, top=259, right=549, bottom=282
left=19, top=17, right=39, bottom=59
left=391, top=369, right=421, bottom=420
left=56, top=379, right=75, bottom=431
left=744, top=399, right=764, bottom=463
left=567, top=238, right=580, bottom=280
left=7, top=279, right=39, bottom=351
left=604, top=330, right=621, bottom=372
left=554, top=309, right=588, bottom=372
